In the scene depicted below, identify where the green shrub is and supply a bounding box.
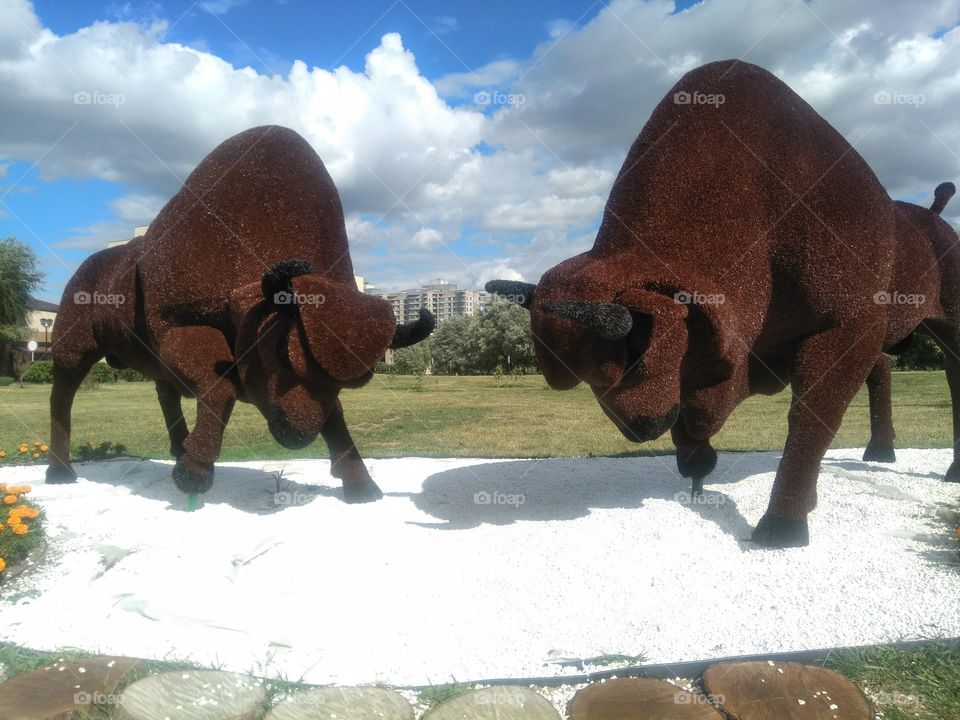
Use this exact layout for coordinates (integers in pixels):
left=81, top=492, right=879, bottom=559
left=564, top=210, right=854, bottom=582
left=0, top=376, right=14, bottom=386
left=116, top=368, right=146, bottom=382
left=88, top=363, right=118, bottom=384
left=21, top=360, right=53, bottom=384
left=73, top=440, right=127, bottom=462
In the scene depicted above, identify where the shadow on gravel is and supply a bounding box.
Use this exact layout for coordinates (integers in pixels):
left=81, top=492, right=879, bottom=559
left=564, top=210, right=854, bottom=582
left=404, top=454, right=770, bottom=542
left=62, top=458, right=340, bottom=515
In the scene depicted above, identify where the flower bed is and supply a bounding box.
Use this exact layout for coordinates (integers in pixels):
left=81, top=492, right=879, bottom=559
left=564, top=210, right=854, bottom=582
left=0, top=482, right=44, bottom=578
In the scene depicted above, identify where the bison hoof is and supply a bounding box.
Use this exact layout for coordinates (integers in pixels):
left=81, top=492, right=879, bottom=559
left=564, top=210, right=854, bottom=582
left=46, top=465, right=78, bottom=484
left=676, top=443, right=717, bottom=480
left=342, top=480, right=383, bottom=504
left=173, top=459, right=214, bottom=494
left=945, top=461, right=960, bottom=483
left=863, top=444, right=896, bottom=463
left=751, top=513, right=809, bottom=548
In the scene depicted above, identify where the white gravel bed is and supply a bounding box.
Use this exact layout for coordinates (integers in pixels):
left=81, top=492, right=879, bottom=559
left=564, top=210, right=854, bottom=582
left=0, top=449, right=957, bottom=687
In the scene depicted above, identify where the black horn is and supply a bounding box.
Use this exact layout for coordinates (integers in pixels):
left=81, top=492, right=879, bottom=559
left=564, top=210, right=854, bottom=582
left=540, top=300, right=633, bottom=341
left=485, top=280, right=536, bottom=309
left=931, top=182, right=956, bottom=215
left=390, top=308, right=436, bottom=349
left=262, top=259, right=313, bottom=309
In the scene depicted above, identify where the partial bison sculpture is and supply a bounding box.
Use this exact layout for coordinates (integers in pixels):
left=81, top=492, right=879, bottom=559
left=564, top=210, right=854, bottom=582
left=488, top=60, right=960, bottom=547
left=48, top=125, right=434, bottom=502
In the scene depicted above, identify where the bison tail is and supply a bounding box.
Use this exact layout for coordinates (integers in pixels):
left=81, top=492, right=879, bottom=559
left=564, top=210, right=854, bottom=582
left=931, top=181, right=956, bottom=215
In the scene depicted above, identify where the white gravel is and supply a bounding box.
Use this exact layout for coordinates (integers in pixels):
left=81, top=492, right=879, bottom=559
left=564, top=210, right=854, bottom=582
left=0, top=449, right=957, bottom=687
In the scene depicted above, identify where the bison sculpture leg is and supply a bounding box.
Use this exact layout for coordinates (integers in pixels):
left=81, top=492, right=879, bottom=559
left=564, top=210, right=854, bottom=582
left=863, top=354, right=896, bottom=462
left=753, top=322, right=886, bottom=547
left=671, top=418, right=717, bottom=495
left=155, top=379, right=189, bottom=460
left=155, top=326, right=237, bottom=494
left=47, top=352, right=103, bottom=483
left=321, top=399, right=383, bottom=503
left=928, top=325, right=960, bottom=481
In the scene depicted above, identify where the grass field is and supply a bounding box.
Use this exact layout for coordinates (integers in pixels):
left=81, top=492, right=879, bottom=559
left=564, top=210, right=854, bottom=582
left=0, top=371, right=953, bottom=460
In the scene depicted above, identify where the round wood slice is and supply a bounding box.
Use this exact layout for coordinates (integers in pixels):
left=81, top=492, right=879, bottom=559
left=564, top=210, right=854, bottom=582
left=702, top=661, right=873, bottom=720
left=116, top=670, right=266, bottom=720
left=267, top=686, right=414, bottom=720
left=0, top=656, right=143, bottom=720
left=568, top=677, right=724, bottom=720
left=423, top=686, right=560, bottom=720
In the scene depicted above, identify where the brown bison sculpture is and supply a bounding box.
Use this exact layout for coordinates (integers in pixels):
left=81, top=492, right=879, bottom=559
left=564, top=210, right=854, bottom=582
left=47, top=125, right=434, bottom=502
left=488, top=60, right=959, bottom=547
left=860, top=181, right=959, bottom=465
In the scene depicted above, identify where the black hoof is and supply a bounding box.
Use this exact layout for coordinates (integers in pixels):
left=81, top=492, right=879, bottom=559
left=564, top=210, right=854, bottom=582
left=342, top=480, right=383, bottom=504
left=46, top=465, right=78, bottom=484
left=172, top=460, right=214, bottom=494
left=863, top=444, right=896, bottom=463
left=676, top=443, right=717, bottom=480
left=751, top=513, right=810, bottom=548
left=946, top=461, right=960, bottom=483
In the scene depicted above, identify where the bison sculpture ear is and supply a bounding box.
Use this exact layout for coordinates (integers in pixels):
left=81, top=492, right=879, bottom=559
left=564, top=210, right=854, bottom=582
left=288, top=274, right=397, bottom=382
left=618, top=281, right=736, bottom=387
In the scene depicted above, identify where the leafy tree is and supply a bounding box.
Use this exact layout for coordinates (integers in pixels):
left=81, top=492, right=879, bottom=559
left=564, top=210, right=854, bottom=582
left=431, top=314, right=481, bottom=375
left=0, top=238, right=43, bottom=376
left=476, top=296, right=536, bottom=373
left=0, top=238, right=43, bottom=328
left=392, top=339, right=432, bottom=374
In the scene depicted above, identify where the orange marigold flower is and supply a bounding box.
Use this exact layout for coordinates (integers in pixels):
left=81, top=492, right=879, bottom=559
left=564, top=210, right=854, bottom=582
left=17, top=485, right=31, bottom=494
left=3, top=495, right=17, bottom=505
left=23, top=508, right=39, bottom=520
left=11, top=524, right=28, bottom=536
left=39, top=445, right=48, bottom=452
left=0, top=558, right=5, bottom=572
left=0, top=451, right=6, bottom=458
left=18, top=445, right=28, bottom=453
left=33, top=441, right=41, bottom=447
left=32, top=453, right=39, bottom=459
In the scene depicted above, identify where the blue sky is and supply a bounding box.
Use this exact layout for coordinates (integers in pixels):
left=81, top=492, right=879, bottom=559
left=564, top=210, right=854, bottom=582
left=1, top=0, right=958, bottom=303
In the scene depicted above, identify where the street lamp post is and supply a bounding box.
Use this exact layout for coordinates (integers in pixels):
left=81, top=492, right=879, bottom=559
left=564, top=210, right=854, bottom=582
left=40, top=317, right=53, bottom=345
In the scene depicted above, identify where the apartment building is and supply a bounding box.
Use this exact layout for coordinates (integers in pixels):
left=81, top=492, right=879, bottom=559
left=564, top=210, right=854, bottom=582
left=371, top=279, right=489, bottom=324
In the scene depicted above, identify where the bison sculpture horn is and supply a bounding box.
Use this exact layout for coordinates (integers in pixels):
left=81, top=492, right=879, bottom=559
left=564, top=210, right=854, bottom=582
left=539, top=301, right=634, bottom=341
left=391, top=308, right=436, bottom=349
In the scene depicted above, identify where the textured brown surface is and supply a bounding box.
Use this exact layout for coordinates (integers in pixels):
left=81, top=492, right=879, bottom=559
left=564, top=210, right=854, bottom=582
left=47, top=125, right=430, bottom=498
left=862, top=183, right=960, bottom=469
left=0, top=656, right=144, bottom=720
left=567, top=677, right=723, bottom=720
left=703, top=661, right=873, bottom=720
left=489, top=59, right=960, bottom=546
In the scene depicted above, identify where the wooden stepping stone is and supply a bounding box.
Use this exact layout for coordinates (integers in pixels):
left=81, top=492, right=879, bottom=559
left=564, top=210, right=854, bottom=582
left=702, top=661, right=873, bottom=719
left=0, top=655, right=144, bottom=720
left=116, top=670, right=266, bottom=720
left=424, top=686, right=560, bottom=720
left=267, top=686, right=414, bottom=719
left=568, top=677, right=724, bottom=719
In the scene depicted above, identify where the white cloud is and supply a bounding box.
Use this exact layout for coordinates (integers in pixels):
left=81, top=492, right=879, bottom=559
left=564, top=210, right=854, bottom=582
left=410, top=227, right=443, bottom=248
left=1, top=0, right=959, bottom=292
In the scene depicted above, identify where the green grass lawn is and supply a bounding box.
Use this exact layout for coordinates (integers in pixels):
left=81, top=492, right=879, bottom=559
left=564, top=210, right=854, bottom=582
left=0, top=371, right=953, bottom=460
